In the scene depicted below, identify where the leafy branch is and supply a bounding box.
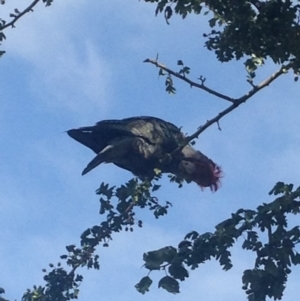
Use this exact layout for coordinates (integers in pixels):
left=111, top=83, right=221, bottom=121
left=145, top=0, right=300, bottom=75
left=0, top=0, right=53, bottom=57
left=144, top=57, right=234, bottom=102
left=136, top=182, right=300, bottom=300
left=5, top=178, right=170, bottom=301
left=0, top=0, right=53, bottom=31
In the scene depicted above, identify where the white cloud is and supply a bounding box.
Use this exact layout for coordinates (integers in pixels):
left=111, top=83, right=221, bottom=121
left=3, top=1, right=112, bottom=117
left=28, top=40, right=112, bottom=116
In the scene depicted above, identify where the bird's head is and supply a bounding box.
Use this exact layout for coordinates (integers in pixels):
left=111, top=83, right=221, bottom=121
left=179, top=148, right=222, bottom=191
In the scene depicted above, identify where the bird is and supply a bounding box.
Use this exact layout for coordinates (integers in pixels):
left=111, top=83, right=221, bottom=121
left=67, top=116, right=222, bottom=191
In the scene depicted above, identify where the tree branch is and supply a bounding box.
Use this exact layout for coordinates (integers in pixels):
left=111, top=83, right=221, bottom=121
left=158, top=59, right=293, bottom=155
left=0, top=0, right=40, bottom=31
left=185, top=63, right=292, bottom=142
left=144, top=58, right=235, bottom=103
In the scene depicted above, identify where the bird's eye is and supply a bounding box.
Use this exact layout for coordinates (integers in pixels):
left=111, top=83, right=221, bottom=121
left=182, top=161, right=196, bottom=173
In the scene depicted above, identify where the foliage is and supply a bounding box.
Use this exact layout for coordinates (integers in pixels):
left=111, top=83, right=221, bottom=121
left=158, top=60, right=191, bottom=94
left=136, top=182, right=300, bottom=300
left=2, top=181, right=299, bottom=301
left=0, top=288, right=8, bottom=301
left=10, top=178, right=170, bottom=301
left=144, top=0, right=300, bottom=80
left=0, top=0, right=53, bottom=56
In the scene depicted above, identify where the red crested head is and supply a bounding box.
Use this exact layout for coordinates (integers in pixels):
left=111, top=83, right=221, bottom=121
left=179, top=148, right=222, bottom=191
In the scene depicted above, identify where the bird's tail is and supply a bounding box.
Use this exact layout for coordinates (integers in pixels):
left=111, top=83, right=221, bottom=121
left=81, top=145, right=113, bottom=175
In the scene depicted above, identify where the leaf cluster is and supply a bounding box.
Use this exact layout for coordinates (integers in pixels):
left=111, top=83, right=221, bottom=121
left=0, top=0, right=54, bottom=56
left=136, top=182, right=300, bottom=300
left=2, top=180, right=300, bottom=301
left=158, top=60, right=191, bottom=94
left=0, top=288, right=8, bottom=301
left=145, top=0, right=300, bottom=78
left=6, top=178, right=170, bottom=301
left=22, top=262, right=83, bottom=301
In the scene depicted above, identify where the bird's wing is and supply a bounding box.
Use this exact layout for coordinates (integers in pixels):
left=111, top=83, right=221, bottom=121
left=68, top=117, right=183, bottom=154
left=67, top=121, right=137, bottom=154
left=81, top=136, right=136, bottom=175
left=67, top=128, right=107, bottom=153
left=96, top=117, right=183, bottom=145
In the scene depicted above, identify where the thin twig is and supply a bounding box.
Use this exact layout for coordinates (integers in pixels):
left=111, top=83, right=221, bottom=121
left=164, top=63, right=291, bottom=159
left=144, top=58, right=235, bottom=103
left=186, top=63, right=292, bottom=142
left=0, top=0, right=40, bottom=31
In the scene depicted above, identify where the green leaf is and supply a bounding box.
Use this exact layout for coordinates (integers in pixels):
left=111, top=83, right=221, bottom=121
left=143, top=246, right=177, bottom=270
left=154, top=206, right=167, bottom=218
left=164, top=6, right=173, bottom=24
left=158, top=68, right=165, bottom=76
left=152, top=184, right=161, bottom=192
left=290, top=251, right=300, bottom=265
left=66, top=245, right=76, bottom=252
left=182, top=66, right=190, bottom=74
left=158, top=276, right=180, bottom=294
left=155, top=0, right=168, bottom=16
left=135, top=276, right=153, bottom=294
left=0, top=32, right=6, bottom=41
left=168, top=263, right=189, bottom=280
left=96, top=182, right=115, bottom=198
left=165, top=75, right=176, bottom=94
left=209, top=17, right=217, bottom=27
left=268, top=182, right=288, bottom=195
left=184, top=231, right=199, bottom=240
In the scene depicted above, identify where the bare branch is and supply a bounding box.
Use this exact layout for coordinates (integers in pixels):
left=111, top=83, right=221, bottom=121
left=186, top=63, right=292, bottom=142
left=145, top=57, right=291, bottom=146
left=166, top=63, right=291, bottom=160
left=144, top=58, right=235, bottom=103
left=0, top=0, right=40, bottom=31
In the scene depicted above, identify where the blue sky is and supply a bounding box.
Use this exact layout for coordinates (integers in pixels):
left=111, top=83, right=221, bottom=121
left=1, top=1, right=300, bottom=300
